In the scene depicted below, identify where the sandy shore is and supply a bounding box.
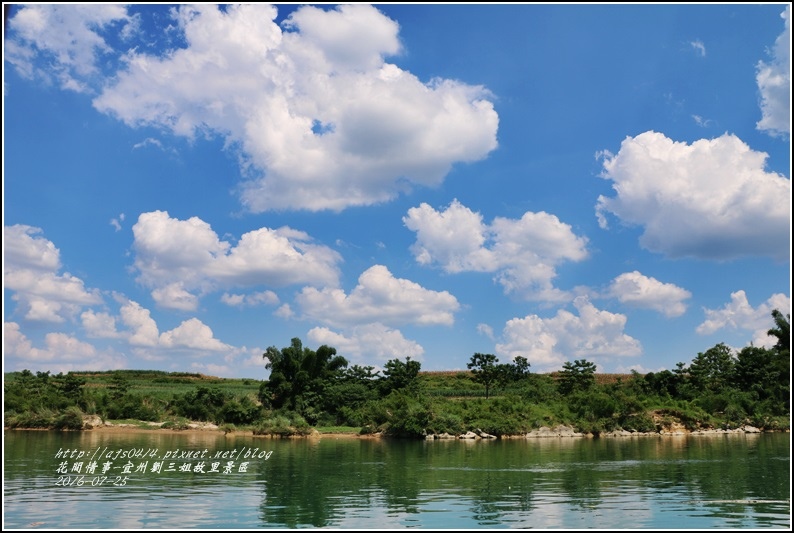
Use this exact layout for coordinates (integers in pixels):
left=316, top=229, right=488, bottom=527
left=72, top=421, right=375, bottom=439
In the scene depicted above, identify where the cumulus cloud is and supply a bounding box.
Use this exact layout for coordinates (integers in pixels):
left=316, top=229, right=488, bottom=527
left=159, top=318, right=232, bottom=352
left=4, top=321, right=126, bottom=373
left=5, top=4, right=133, bottom=92
left=119, top=300, right=160, bottom=347
left=756, top=5, right=791, bottom=137
left=307, top=323, right=424, bottom=364
left=495, top=297, right=642, bottom=371
left=151, top=283, right=200, bottom=311
left=221, top=290, right=280, bottom=307
left=404, top=200, right=588, bottom=301
left=4, top=225, right=103, bottom=323
left=606, top=271, right=692, bottom=317
left=131, top=210, right=341, bottom=309
left=110, top=298, right=233, bottom=354
left=696, top=290, right=791, bottom=348
left=74, top=3, right=498, bottom=212
left=596, top=131, right=791, bottom=260
left=275, top=304, right=294, bottom=319
left=81, top=309, right=123, bottom=339
left=296, top=265, right=459, bottom=327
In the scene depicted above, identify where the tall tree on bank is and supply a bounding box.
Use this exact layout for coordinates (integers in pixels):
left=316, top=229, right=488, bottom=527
left=380, top=357, right=421, bottom=394
left=467, top=353, right=502, bottom=399
left=557, top=359, right=597, bottom=395
left=260, top=338, right=348, bottom=421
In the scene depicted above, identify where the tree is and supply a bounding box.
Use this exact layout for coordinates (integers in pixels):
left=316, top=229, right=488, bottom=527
left=260, top=338, right=348, bottom=423
left=768, top=309, right=790, bottom=356
left=557, top=359, right=597, bottom=395
left=380, top=357, right=421, bottom=394
left=503, top=356, right=531, bottom=382
left=688, top=343, right=735, bottom=394
left=467, top=353, right=502, bottom=399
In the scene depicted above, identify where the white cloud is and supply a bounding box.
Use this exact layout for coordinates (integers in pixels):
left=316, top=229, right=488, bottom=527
left=6, top=4, right=132, bottom=92
left=307, top=323, right=424, bottom=364
left=4, top=224, right=61, bottom=271
left=596, top=131, right=791, bottom=260
left=692, top=115, right=714, bottom=128
left=81, top=309, right=123, bottom=339
left=4, top=225, right=103, bottom=323
left=477, top=323, right=495, bottom=340
left=275, top=304, right=294, bottom=319
left=606, top=271, right=691, bottom=317
left=404, top=200, right=588, bottom=301
left=690, top=40, right=706, bottom=57
left=114, top=299, right=233, bottom=354
left=131, top=210, right=341, bottom=309
left=296, top=265, right=459, bottom=327
left=496, top=297, right=642, bottom=372
left=151, top=283, right=200, bottom=311
left=87, top=4, right=497, bottom=212
left=159, top=318, right=231, bottom=352
left=756, top=5, right=791, bottom=137
left=4, top=322, right=126, bottom=373
left=110, top=213, right=126, bottom=232
left=221, top=290, right=279, bottom=307
left=119, top=300, right=160, bottom=347
left=696, top=290, right=791, bottom=348
left=189, top=362, right=234, bottom=378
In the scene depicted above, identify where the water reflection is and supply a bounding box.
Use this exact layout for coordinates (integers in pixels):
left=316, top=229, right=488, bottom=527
left=3, top=430, right=790, bottom=529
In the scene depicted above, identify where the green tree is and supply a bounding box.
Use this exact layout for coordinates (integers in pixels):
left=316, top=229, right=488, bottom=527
left=688, top=343, right=735, bottom=394
left=500, top=356, right=531, bottom=383
left=768, top=309, right=790, bottom=356
left=467, top=353, right=502, bottom=399
left=260, top=338, right=348, bottom=423
left=767, top=309, right=791, bottom=411
left=380, top=357, right=421, bottom=394
left=54, top=372, right=85, bottom=402
left=557, top=359, right=597, bottom=395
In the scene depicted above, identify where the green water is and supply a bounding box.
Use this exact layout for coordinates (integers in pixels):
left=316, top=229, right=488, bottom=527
left=3, top=430, right=790, bottom=529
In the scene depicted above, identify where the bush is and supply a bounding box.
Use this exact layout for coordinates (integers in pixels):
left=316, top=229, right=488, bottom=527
left=53, top=406, right=85, bottom=430
left=161, top=417, right=190, bottom=430
left=253, top=413, right=313, bottom=437
left=5, top=409, right=56, bottom=429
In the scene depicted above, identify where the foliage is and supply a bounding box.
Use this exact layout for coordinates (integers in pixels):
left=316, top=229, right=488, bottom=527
left=688, top=343, right=735, bottom=394
left=557, top=359, right=597, bottom=395
left=253, top=412, right=313, bottom=437
left=53, top=406, right=85, bottom=430
left=260, top=338, right=348, bottom=423
left=380, top=357, right=421, bottom=394
left=467, top=353, right=503, bottom=399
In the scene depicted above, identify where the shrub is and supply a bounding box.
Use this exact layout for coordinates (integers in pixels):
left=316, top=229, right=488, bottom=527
left=53, top=406, right=85, bottom=430
left=253, top=413, right=312, bottom=437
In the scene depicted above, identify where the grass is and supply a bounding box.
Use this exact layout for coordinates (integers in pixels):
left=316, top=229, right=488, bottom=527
left=315, top=426, right=362, bottom=434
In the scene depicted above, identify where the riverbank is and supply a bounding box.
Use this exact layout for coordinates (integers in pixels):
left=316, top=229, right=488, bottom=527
left=7, top=416, right=783, bottom=439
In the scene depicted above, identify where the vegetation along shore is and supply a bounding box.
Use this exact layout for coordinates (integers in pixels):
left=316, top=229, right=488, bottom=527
left=5, top=311, right=789, bottom=439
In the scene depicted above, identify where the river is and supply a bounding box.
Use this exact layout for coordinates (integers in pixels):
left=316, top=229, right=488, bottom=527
left=3, top=430, right=790, bottom=529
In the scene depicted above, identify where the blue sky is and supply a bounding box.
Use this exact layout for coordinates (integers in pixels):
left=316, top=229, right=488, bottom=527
left=3, top=3, right=791, bottom=378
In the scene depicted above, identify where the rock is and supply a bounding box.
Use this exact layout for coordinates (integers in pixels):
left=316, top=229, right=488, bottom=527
left=459, top=431, right=478, bottom=439
left=742, top=425, right=762, bottom=433
left=81, top=415, right=103, bottom=429
left=525, top=425, right=585, bottom=438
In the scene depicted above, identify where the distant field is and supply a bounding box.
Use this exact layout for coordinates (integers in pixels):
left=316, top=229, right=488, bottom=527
left=3, top=369, right=637, bottom=401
